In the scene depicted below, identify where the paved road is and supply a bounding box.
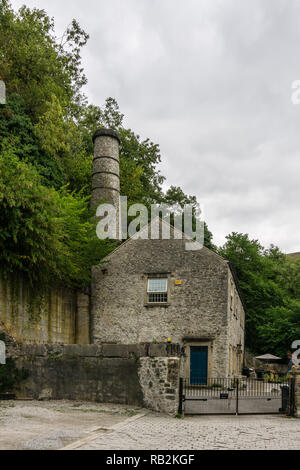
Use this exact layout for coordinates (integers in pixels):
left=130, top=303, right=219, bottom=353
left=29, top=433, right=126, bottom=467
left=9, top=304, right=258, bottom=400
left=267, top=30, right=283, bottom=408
left=73, top=413, right=300, bottom=450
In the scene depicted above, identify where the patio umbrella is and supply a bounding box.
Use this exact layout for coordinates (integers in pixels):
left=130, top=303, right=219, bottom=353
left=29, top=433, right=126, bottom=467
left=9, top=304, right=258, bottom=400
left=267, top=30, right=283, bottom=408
left=255, top=354, right=281, bottom=372
left=255, top=354, right=281, bottom=361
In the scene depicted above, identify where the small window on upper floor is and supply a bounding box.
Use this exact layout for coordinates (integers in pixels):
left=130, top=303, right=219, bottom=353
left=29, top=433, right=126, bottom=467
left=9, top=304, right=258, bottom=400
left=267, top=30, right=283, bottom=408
left=147, top=278, right=168, bottom=303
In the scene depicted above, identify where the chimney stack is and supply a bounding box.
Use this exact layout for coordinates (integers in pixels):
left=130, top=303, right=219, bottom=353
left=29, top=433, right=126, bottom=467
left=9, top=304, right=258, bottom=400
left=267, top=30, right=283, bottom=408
left=91, top=128, right=121, bottom=237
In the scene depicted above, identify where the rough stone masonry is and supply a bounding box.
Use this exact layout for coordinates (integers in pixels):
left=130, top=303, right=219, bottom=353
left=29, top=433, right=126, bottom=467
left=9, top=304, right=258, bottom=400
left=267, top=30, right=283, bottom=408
left=0, top=126, right=246, bottom=415
left=90, top=128, right=246, bottom=380
left=5, top=334, right=181, bottom=415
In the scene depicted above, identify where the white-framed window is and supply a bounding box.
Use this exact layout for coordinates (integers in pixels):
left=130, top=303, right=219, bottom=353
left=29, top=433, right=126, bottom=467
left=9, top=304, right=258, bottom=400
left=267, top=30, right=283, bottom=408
left=147, top=278, right=168, bottom=303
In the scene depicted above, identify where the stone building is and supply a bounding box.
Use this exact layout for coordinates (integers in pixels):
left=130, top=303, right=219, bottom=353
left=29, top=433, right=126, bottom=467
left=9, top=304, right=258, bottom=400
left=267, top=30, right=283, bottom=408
left=0, top=127, right=247, bottom=412
left=91, top=129, right=246, bottom=382
left=0, top=127, right=246, bottom=390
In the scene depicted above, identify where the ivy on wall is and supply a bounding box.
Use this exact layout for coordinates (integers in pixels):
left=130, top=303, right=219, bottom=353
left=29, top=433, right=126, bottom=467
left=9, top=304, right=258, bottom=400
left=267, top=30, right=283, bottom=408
left=0, top=357, right=28, bottom=393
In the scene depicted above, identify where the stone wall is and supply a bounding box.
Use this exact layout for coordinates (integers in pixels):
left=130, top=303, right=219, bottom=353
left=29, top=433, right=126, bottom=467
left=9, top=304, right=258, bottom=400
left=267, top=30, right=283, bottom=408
left=227, top=270, right=245, bottom=376
left=5, top=337, right=181, bottom=414
left=91, top=235, right=245, bottom=377
left=91, top=239, right=229, bottom=346
left=291, top=365, right=300, bottom=417
left=138, top=356, right=180, bottom=414
left=0, top=275, right=90, bottom=344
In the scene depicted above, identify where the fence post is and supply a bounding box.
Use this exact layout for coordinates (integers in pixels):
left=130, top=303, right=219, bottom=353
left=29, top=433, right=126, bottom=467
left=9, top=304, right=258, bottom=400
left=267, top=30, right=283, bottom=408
left=290, top=366, right=300, bottom=418
left=178, top=377, right=183, bottom=415
left=235, top=378, right=239, bottom=415
left=289, top=377, right=295, bottom=417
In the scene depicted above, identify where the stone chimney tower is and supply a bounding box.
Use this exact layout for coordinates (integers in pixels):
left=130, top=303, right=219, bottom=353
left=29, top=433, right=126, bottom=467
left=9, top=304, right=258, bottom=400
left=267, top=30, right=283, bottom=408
left=91, top=128, right=121, bottom=237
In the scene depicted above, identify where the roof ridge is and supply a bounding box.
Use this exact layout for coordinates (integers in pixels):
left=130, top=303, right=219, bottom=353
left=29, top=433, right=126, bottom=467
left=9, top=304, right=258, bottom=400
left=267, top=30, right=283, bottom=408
left=94, top=216, right=227, bottom=265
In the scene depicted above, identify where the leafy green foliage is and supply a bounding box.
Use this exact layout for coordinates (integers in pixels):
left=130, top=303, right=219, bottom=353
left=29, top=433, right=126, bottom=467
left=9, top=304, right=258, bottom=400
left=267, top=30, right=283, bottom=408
left=34, top=94, right=72, bottom=156
left=119, top=127, right=165, bottom=206
left=0, top=147, right=117, bottom=288
left=0, top=93, right=66, bottom=188
left=163, top=185, right=216, bottom=250
left=219, top=233, right=300, bottom=357
left=0, top=1, right=298, bottom=361
left=0, top=2, right=214, bottom=300
left=0, top=0, right=88, bottom=120
left=257, top=303, right=300, bottom=358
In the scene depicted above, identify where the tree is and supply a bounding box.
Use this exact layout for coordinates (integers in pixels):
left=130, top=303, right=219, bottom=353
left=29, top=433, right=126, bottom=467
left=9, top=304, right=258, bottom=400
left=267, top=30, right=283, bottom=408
left=0, top=1, right=92, bottom=194
left=0, top=1, right=88, bottom=120
left=257, top=303, right=300, bottom=359
left=0, top=1, right=216, bottom=296
left=0, top=145, right=117, bottom=289
left=163, top=186, right=215, bottom=249
left=219, top=233, right=300, bottom=356
left=0, top=93, right=66, bottom=188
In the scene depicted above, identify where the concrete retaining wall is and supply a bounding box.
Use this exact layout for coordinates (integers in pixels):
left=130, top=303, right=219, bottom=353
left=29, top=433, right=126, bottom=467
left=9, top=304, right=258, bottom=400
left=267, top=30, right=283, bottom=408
left=0, top=275, right=90, bottom=344
left=5, top=339, right=181, bottom=414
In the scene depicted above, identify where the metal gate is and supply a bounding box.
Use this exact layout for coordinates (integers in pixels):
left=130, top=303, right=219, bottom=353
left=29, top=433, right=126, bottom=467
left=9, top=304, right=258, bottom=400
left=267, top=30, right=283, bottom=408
left=178, top=377, right=295, bottom=415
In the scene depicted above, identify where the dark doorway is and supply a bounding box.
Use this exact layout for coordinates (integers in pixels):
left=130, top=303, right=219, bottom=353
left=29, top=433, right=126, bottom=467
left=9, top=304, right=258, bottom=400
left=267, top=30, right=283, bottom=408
left=190, top=345, right=208, bottom=384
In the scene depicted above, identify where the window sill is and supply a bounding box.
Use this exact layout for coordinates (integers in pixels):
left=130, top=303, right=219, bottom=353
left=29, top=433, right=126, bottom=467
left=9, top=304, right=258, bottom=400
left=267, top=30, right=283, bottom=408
left=144, top=303, right=170, bottom=308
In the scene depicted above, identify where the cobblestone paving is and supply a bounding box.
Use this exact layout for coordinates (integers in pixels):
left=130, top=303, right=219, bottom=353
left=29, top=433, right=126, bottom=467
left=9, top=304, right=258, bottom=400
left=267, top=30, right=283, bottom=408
left=76, top=414, right=300, bottom=450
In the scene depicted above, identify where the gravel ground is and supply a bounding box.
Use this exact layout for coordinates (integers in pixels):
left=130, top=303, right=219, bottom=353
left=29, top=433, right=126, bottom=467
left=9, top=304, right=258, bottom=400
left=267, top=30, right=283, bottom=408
left=0, top=400, right=143, bottom=450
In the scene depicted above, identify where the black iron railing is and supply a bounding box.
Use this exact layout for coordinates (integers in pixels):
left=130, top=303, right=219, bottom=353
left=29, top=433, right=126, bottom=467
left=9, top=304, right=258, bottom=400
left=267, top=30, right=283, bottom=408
left=182, top=377, right=291, bottom=398
left=179, top=376, right=295, bottom=415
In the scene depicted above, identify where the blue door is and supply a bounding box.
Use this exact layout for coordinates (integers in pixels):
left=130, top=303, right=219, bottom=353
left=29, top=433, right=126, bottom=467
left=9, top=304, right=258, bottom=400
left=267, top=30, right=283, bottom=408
left=190, top=346, right=208, bottom=385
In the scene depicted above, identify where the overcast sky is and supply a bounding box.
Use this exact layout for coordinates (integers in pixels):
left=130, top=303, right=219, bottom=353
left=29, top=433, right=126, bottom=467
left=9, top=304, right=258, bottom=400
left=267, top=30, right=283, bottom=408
left=11, top=0, right=300, bottom=252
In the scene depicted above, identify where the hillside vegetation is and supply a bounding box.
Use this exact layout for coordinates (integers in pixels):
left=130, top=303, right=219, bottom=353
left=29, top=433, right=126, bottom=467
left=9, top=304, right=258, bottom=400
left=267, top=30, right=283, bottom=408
left=0, top=0, right=299, bottom=357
